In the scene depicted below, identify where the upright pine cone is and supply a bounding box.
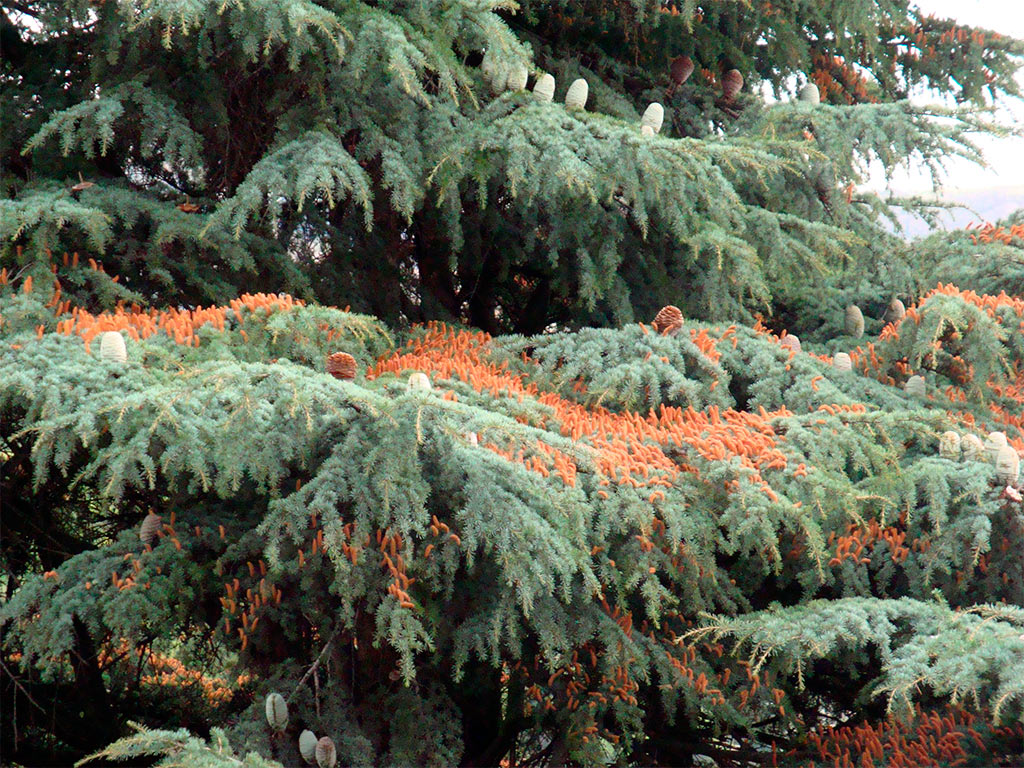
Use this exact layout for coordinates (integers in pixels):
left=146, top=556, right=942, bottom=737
left=507, top=64, right=528, bottom=92
left=99, top=331, right=127, bottom=363
left=798, top=83, right=820, bottom=104
left=985, top=431, right=1008, bottom=463
left=844, top=304, right=864, bottom=338
left=721, top=69, right=743, bottom=101
left=882, top=298, right=906, bottom=326
left=904, top=374, right=926, bottom=397
left=315, top=736, right=338, bottom=768
left=565, top=78, right=589, bottom=110
left=299, top=731, right=318, bottom=764
left=939, top=431, right=961, bottom=460
left=961, top=433, right=985, bottom=462
left=995, top=444, right=1020, bottom=485
left=264, top=692, right=288, bottom=731
left=641, top=103, right=665, bottom=134
left=652, top=305, right=684, bottom=336
left=533, top=73, right=555, bottom=102
left=326, top=352, right=357, bottom=380
left=139, top=512, right=162, bottom=547
left=670, top=55, right=694, bottom=86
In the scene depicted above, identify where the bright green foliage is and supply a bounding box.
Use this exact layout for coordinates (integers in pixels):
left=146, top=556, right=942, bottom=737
left=3, top=0, right=1023, bottom=329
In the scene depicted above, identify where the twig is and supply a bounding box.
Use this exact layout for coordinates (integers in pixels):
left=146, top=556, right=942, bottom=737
left=0, top=658, right=49, bottom=715
left=289, top=626, right=342, bottom=701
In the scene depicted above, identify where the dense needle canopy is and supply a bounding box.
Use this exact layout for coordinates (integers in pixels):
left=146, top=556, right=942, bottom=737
left=1, top=0, right=1024, bottom=766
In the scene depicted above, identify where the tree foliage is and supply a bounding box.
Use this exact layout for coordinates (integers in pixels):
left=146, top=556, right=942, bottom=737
left=2, top=251, right=1022, bottom=765
left=3, top=0, right=1023, bottom=330
left=3, top=0, right=1024, bottom=765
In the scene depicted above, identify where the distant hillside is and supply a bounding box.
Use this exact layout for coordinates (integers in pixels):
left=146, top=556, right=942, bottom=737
left=892, top=185, right=1024, bottom=239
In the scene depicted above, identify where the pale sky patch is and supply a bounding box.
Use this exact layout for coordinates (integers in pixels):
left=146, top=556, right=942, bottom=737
left=872, top=0, right=1024, bottom=196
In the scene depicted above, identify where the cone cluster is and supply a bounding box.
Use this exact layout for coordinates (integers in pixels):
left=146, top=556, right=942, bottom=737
left=936, top=430, right=1019, bottom=485
left=481, top=50, right=528, bottom=95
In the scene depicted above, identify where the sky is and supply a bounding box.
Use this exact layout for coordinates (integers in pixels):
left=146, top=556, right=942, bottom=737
left=872, top=0, right=1024, bottom=196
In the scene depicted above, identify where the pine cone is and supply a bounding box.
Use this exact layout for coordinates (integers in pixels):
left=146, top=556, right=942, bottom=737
left=904, top=374, right=925, bottom=397
left=780, top=334, right=801, bottom=353
left=407, top=372, right=432, bottom=391
left=264, top=692, right=288, bottom=731
left=652, top=305, right=684, bottom=335
left=961, top=434, right=985, bottom=462
left=833, top=352, right=852, bottom=372
left=844, top=305, right=864, bottom=338
left=507, top=64, right=528, bottom=92
left=326, top=352, right=357, bottom=380
left=533, top=73, right=555, bottom=102
left=670, top=55, right=694, bottom=86
left=721, top=69, right=743, bottom=101
left=99, top=331, right=127, bottom=363
left=995, top=444, right=1020, bottom=485
left=565, top=78, right=588, bottom=110
left=985, top=431, right=1008, bottom=463
left=641, top=103, right=664, bottom=134
left=139, top=512, right=162, bottom=547
left=315, top=736, right=337, bottom=768
left=882, top=298, right=906, bottom=326
left=299, top=731, right=318, bottom=764
left=938, top=431, right=961, bottom=460
left=799, top=83, right=820, bottom=104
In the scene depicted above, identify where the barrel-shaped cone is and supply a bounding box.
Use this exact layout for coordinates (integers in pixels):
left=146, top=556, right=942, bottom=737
left=641, top=103, right=664, bottom=134
left=565, top=78, right=588, bottom=109
left=533, top=73, right=555, bottom=102
left=799, top=83, right=820, bottom=104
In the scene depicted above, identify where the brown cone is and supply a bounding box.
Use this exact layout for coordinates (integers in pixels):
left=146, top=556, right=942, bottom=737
left=326, top=352, right=357, bottom=380
left=721, top=69, right=743, bottom=101
left=670, top=56, right=694, bottom=86
left=139, top=512, right=162, bottom=547
left=652, top=305, right=684, bottom=336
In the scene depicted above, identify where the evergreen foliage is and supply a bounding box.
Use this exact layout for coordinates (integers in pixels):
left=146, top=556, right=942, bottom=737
left=2, top=253, right=1022, bottom=765
left=3, top=0, right=1023, bottom=329
left=3, top=0, right=1024, bottom=765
